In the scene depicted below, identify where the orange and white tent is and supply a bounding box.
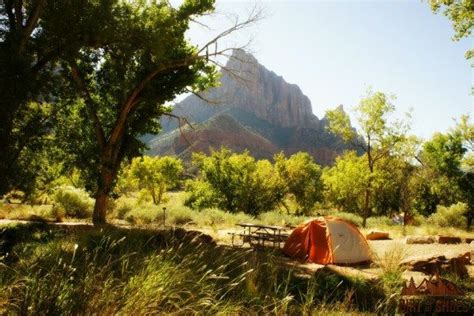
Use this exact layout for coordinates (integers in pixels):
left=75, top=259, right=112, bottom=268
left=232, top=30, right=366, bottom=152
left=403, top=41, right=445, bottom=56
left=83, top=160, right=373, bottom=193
left=282, top=217, right=371, bottom=265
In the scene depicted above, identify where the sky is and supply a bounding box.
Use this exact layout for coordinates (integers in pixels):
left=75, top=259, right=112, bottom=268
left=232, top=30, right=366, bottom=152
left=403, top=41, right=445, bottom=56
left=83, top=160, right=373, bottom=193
left=176, top=0, right=473, bottom=139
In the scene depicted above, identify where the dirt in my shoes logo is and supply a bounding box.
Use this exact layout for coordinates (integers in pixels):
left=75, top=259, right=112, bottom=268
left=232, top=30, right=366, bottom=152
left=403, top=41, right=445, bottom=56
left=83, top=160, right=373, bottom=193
left=398, top=275, right=473, bottom=314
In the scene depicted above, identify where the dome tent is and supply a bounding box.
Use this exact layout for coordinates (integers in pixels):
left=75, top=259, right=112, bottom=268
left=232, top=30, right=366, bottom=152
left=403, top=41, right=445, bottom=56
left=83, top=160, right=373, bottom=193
left=282, top=217, right=371, bottom=265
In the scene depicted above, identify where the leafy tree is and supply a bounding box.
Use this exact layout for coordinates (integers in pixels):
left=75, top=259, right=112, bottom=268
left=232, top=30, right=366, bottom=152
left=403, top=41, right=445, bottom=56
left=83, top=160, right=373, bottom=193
left=0, top=0, right=118, bottom=195
left=429, top=0, right=474, bottom=61
left=322, top=151, right=371, bottom=216
left=275, top=152, right=323, bottom=215
left=325, top=90, right=409, bottom=226
left=417, top=117, right=474, bottom=228
left=53, top=0, right=260, bottom=224
left=187, top=148, right=285, bottom=216
left=128, top=156, right=183, bottom=205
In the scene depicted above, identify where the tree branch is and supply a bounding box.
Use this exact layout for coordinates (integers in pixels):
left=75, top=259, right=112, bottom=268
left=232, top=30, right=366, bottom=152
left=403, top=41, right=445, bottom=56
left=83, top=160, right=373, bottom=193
left=14, top=0, right=23, bottom=31
left=5, top=1, right=16, bottom=31
left=23, top=0, right=45, bottom=38
left=69, top=62, right=106, bottom=149
left=161, top=112, right=194, bottom=147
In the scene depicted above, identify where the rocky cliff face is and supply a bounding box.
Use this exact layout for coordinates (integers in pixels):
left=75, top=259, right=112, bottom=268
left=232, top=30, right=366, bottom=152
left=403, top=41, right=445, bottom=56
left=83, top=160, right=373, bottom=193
left=216, top=49, right=317, bottom=128
left=149, top=49, right=350, bottom=165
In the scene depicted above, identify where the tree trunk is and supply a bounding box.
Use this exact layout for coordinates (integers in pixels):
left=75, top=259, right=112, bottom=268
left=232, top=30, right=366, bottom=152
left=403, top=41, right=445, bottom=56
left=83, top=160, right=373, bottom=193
left=92, top=155, right=116, bottom=225
left=151, top=187, right=157, bottom=205
left=362, top=188, right=370, bottom=228
left=93, top=189, right=108, bottom=225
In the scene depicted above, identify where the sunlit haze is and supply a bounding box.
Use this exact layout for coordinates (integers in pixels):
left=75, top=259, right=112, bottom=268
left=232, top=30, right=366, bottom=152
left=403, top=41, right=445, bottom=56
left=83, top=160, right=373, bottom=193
left=174, top=0, right=473, bottom=139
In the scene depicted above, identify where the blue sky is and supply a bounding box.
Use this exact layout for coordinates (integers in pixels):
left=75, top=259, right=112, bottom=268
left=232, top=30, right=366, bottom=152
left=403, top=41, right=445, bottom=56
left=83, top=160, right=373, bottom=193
left=180, top=0, right=473, bottom=139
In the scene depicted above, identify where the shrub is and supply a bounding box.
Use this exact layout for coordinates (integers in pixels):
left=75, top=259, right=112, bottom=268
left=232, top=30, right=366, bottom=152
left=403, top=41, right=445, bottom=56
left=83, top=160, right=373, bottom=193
left=428, top=202, right=468, bottom=227
left=184, top=179, right=218, bottom=210
left=52, top=186, right=94, bottom=219
left=113, top=196, right=136, bottom=220
left=188, top=149, right=285, bottom=216
left=367, top=216, right=393, bottom=228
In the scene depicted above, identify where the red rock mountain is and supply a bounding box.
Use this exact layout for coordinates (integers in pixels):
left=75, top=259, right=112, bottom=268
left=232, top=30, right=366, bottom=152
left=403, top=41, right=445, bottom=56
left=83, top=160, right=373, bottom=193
left=147, top=49, right=350, bottom=165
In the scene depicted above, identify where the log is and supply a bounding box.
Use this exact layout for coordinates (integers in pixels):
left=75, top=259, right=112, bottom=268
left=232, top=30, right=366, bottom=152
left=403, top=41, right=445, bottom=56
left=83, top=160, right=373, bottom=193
left=366, top=231, right=390, bottom=240
left=437, top=236, right=462, bottom=244
left=406, top=236, right=435, bottom=244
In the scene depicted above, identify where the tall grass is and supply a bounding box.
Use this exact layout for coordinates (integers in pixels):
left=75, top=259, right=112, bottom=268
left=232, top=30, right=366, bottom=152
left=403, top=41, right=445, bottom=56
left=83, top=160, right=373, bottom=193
left=0, top=223, right=388, bottom=314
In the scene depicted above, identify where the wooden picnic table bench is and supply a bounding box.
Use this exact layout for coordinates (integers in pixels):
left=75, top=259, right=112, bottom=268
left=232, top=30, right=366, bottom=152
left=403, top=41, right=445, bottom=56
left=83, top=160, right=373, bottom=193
left=229, top=223, right=290, bottom=249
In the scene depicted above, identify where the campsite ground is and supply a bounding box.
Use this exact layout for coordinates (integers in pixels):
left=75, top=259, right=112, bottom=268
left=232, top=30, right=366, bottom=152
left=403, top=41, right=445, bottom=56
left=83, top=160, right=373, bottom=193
left=1, top=192, right=473, bottom=314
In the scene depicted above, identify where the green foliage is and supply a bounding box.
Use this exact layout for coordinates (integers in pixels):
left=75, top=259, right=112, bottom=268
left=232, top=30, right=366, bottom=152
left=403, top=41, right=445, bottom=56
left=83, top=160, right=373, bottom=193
left=322, top=151, right=370, bottom=215
left=325, top=90, right=410, bottom=226
left=52, top=186, right=94, bottom=219
left=275, top=152, right=323, bottom=215
left=414, top=120, right=474, bottom=227
left=428, top=202, right=468, bottom=227
left=422, top=132, right=465, bottom=176
left=184, top=179, right=219, bottom=210
left=187, top=148, right=285, bottom=216
left=429, top=0, right=474, bottom=60
left=126, top=156, right=183, bottom=205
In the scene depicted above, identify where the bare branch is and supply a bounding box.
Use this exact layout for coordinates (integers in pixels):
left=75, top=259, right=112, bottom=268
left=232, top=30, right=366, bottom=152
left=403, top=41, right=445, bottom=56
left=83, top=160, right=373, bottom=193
left=183, top=88, right=223, bottom=105
left=162, top=112, right=194, bottom=147
left=197, top=6, right=263, bottom=55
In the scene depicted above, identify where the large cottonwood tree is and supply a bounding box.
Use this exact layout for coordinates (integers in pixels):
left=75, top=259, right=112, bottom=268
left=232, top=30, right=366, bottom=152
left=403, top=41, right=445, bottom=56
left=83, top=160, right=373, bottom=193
left=325, top=91, right=409, bottom=226
left=59, top=0, right=259, bottom=224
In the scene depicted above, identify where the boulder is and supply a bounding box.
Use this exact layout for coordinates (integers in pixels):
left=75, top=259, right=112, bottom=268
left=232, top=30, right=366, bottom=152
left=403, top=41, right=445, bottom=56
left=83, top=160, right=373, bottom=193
left=437, top=236, right=462, bottom=244
left=406, top=236, right=435, bottom=244
left=400, top=252, right=471, bottom=278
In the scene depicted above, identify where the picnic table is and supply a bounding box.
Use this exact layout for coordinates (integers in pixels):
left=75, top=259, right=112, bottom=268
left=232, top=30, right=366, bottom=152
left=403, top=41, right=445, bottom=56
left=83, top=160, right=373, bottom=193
left=229, top=223, right=289, bottom=249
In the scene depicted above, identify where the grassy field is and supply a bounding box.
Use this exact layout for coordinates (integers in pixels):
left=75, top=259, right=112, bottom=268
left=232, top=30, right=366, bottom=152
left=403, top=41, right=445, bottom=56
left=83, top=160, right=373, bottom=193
left=1, top=222, right=397, bottom=315
left=1, top=192, right=473, bottom=314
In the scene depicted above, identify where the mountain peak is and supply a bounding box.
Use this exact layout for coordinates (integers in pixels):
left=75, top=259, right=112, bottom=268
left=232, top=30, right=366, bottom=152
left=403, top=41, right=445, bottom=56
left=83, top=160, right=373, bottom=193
left=149, top=50, right=351, bottom=165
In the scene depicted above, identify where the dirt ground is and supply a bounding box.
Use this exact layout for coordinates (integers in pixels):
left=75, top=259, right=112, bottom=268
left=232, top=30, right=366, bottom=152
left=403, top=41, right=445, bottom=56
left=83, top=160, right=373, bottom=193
left=368, top=239, right=472, bottom=260
left=2, top=219, right=473, bottom=282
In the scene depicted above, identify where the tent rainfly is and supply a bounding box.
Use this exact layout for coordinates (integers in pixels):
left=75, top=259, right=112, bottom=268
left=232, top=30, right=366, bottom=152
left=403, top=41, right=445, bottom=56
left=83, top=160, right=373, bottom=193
left=283, top=217, right=371, bottom=265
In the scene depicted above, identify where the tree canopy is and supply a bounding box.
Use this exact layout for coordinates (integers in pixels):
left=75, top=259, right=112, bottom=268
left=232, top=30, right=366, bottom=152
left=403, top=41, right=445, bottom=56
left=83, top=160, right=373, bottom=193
left=325, top=90, right=410, bottom=226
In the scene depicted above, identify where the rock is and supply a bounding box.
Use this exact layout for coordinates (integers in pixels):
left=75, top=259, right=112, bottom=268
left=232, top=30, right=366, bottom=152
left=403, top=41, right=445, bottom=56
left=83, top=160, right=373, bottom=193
left=148, top=49, right=352, bottom=166
left=465, top=238, right=474, bottom=243
left=171, top=227, right=217, bottom=247
left=400, top=252, right=471, bottom=278
left=366, top=231, right=390, bottom=240
left=406, top=236, right=435, bottom=244
left=437, top=236, right=462, bottom=244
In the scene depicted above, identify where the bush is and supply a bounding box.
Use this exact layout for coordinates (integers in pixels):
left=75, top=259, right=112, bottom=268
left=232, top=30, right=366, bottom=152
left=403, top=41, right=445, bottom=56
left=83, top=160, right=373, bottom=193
left=188, top=149, right=285, bottom=216
left=367, top=216, right=393, bottom=228
left=184, top=179, right=218, bottom=210
left=113, top=196, right=135, bottom=220
left=52, top=186, right=94, bottom=219
left=428, top=202, right=468, bottom=227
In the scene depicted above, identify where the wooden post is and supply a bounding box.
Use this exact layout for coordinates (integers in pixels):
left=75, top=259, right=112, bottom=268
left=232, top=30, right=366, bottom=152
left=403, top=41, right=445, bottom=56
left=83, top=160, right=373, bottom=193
left=162, top=207, right=166, bottom=226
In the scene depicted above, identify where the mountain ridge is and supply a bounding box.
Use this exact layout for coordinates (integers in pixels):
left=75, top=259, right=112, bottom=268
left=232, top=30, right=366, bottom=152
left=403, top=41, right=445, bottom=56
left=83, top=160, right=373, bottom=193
left=147, top=49, right=350, bottom=165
